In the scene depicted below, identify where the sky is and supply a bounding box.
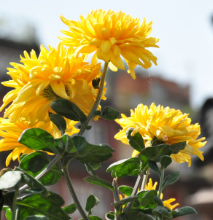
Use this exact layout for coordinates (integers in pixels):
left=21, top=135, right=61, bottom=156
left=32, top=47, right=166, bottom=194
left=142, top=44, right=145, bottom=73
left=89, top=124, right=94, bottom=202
left=0, top=0, right=213, bottom=109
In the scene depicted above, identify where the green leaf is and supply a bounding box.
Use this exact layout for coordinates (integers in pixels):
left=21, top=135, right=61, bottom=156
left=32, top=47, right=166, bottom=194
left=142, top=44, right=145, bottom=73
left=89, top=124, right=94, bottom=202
left=153, top=196, right=164, bottom=207
left=19, top=128, right=55, bottom=153
left=112, top=195, right=139, bottom=209
left=73, top=136, right=114, bottom=163
left=140, top=190, right=157, bottom=207
left=152, top=206, right=173, bottom=219
left=170, top=142, right=186, bottom=154
left=88, top=216, right=102, bottom=220
left=16, top=192, right=70, bottom=220
left=51, top=98, right=87, bottom=123
left=16, top=168, right=49, bottom=197
left=84, top=176, right=114, bottom=191
left=19, top=152, right=62, bottom=186
left=126, top=128, right=145, bottom=152
left=162, top=172, right=181, bottom=189
left=62, top=203, right=77, bottom=214
left=85, top=194, right=99, bottom=215
left=84, top=163, right=100, bottom=177
left=148, top=161, right=161, bottom=176
left=0, top=171, right=23, bottom=190
left=138, top=154, right=149, bottom=171
left=100, top=106, right=120, bottom=120
left=105, top=212, right=115, bottom=220
left=24, top=216, right=49, bottom=220
left=136, top=212, right=155, bottom=220
left=119, top=185, right=133, bottom=196
left=49, top=113, right=66, bottom=135
left=160, top=156, right=172, bottom=170
left=172, top=206, right=197, bottom=218
left=140, top=144, right=172, bottom=161
left=6, top=208, right=12, bottom=220
left=107, top=158, right=140, bottom=178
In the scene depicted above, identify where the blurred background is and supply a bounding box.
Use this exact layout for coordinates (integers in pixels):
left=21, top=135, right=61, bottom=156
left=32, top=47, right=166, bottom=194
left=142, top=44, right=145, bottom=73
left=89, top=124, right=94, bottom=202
left=0, top=0, right=213, bottom=219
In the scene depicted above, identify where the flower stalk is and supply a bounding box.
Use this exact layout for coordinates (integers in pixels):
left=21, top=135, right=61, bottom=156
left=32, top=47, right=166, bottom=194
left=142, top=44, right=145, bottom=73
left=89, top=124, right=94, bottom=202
left=79, top=62, right=108, bottom=135
left=63, top=167, right=89, bottom=220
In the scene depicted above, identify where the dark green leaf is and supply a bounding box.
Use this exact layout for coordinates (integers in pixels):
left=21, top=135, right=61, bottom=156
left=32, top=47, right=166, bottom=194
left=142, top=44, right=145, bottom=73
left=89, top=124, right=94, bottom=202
left=140, top=190, right=157, bottom=207
left=107, top=158, right=140, bottom=178
left=84, top=176, right=114, bottom=191
left=112, top=195, right=138, bottom=209
left=148, top=161, right=161, bottom=176
left=100, top=106, right=120, bottom=120
left=160, top=156, right=172, bottom=170
left=170, top=142, right=186, bottom=154
left=84, top=163, right=100, bottom=177
left=0, top=171, right=23, bottom=190
left=19, top=128, right=55, bottom=153
left=152, top=206, right=173, bottom=219
left=85, top=194, right=99, bottom=215
left=138, top=154, right=149, bottom=171
left=140, top=144, right=172, bottom=161
left=105, top=212, right=115, bottom=220
left=153, top=196, right=164, bottom=207
left=49, top=113, right=66, bottom=135
left=62, top=203, right=77, bottom=214
left=119, top=185, right=133, bottom=196
left=136, top=212, right=155, bottom=220
left=73, top=136, right=114, bottom=163
left=51, top=98, right=87, bottom=123
left=19, top=152, right=62, bottom=186
left=3, top=191, right=15, bottom=208
left=16, top=168, right=49, bottom=197
left=24, top=216, right=49, bottom=220
left=162, top=172, right=181, bottom=189
left=0, top=190, right=4, bottom=211
left=126, top=128, right=145, bottom=152
left=16, top=192, right=70, bottom=220
left=172, top=206, right=197, bottom=218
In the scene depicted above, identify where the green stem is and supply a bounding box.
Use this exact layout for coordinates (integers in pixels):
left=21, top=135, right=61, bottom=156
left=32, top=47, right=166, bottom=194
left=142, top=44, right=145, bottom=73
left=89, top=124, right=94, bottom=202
left=79, top=62, right=108, bottom=135
left=19, top=155, right=61, bottom=191
left=63, top=167, right=89, bottom=220
left=112, top=178, right=121, bottom=220
left=158, top=169, right=164, bottom=197
left=141, top=168, right=150, bottom=190
left=123, top=172, right=143, bottom=219
left=11, top=188, right=19, bottom=220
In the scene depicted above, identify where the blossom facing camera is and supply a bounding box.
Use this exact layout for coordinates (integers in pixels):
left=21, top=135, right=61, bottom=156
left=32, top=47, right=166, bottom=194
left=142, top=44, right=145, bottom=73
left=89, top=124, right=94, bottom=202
left=60, top=9, right=159, bottom=79
left=114, top=103, right=206, bottom=166
left=1, top=43, right=106, bottom=124
left=0, top=118, right=79, bottom=166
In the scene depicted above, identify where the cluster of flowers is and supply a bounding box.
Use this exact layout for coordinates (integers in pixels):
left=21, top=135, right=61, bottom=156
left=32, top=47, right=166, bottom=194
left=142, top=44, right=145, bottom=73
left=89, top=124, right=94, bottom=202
left=0, top=9, right=159, bottom=165
left=0, top=9, right=206, bottom=211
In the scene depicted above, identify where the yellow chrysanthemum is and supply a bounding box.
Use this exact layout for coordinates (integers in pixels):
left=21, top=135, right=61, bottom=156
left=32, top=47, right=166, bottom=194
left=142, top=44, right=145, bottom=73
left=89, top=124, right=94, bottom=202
left=0, top=118, right=79, bottom=166
left=145, top=178, right=179, bottom=210
left=1, top=43, right=106, bottom=124
left=60, top=9, right=159, bottom=79
left=115, top=103, right=206, bottom=166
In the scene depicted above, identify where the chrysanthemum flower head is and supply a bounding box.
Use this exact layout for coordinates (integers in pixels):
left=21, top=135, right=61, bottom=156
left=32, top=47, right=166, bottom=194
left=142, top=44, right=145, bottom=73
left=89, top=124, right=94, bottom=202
left=115, top=103, right=206, bottom=166
left=145, top=178, right=179, bottom=210
left=0, top=118, right=79, bottom=166
left=1, top=43, right=106, bottom=124
left=60, top=9, right=159, bottom=79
